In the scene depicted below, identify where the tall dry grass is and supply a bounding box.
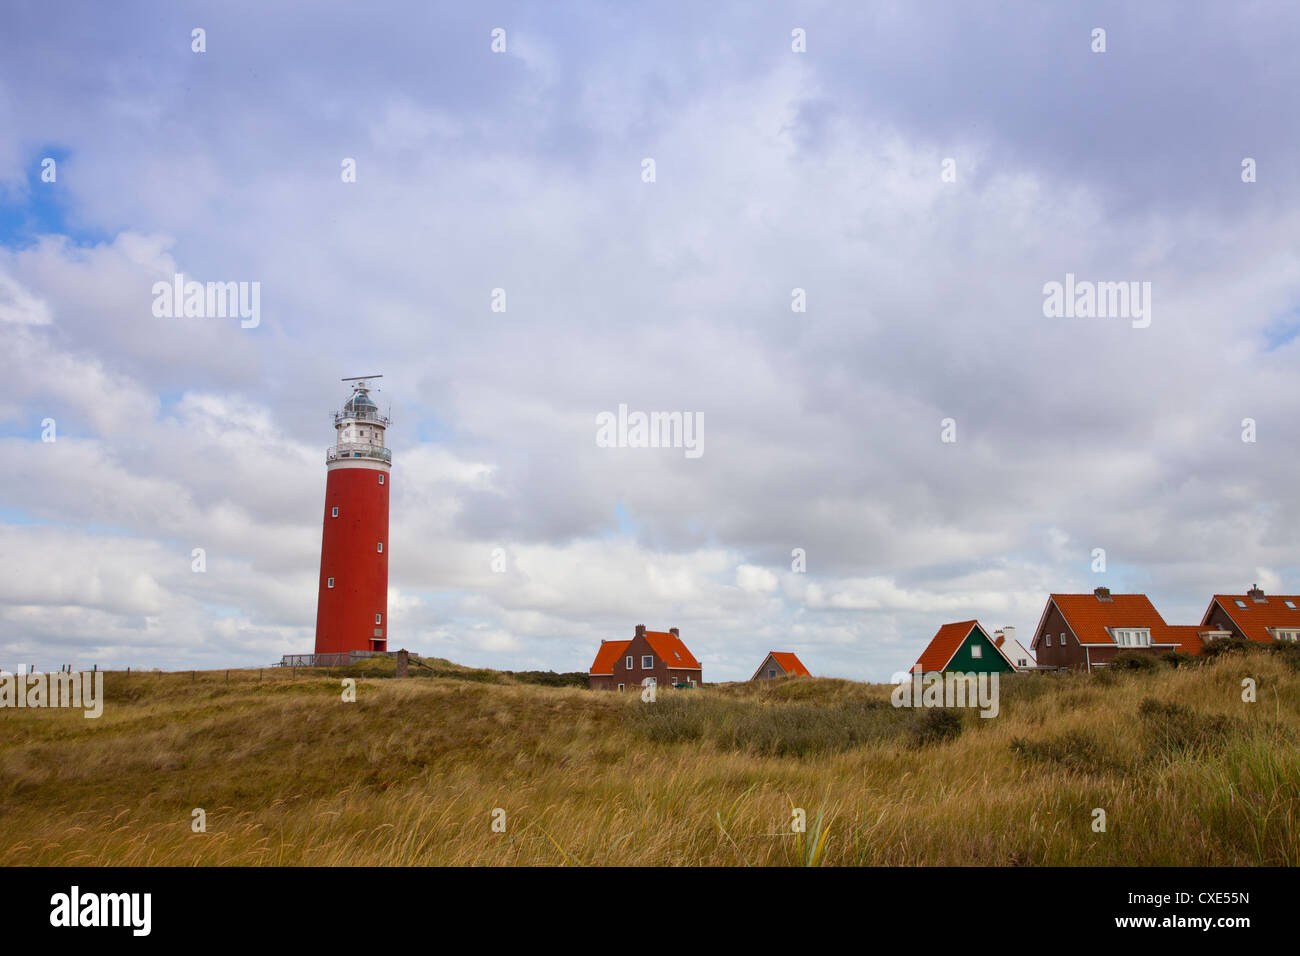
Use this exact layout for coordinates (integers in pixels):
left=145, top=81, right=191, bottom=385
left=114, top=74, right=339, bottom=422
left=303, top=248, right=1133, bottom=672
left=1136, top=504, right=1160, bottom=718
left=0, top=653, right=1295, bottom=865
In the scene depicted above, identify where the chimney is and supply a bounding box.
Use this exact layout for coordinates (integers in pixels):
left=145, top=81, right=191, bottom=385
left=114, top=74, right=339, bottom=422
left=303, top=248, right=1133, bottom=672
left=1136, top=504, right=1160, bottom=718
left=1001, top=625, right=1015, bottom=644
left=1248, top=584, right=1266, bottom=603
left=669, top=627, right=680, bottom=637
left=1094, top=587, right=1112, bottom=602
left=635, top=624, right=646, bottom=638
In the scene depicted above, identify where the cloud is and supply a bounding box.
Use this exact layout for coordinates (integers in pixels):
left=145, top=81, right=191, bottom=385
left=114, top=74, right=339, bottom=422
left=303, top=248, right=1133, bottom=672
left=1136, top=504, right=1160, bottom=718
left=1, top=2, right=1298, bottom=680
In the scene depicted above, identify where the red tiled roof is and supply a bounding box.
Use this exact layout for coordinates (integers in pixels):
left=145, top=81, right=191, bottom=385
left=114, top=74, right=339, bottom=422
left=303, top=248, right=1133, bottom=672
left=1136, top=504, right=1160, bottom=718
left=1161, top=625, right=1217, bottom=657
left=589, top=640, right=631, bottom=675
left=765, top=652, right=810, bottom=677
left=643, top=631, right=701, bottom=669
left=1203, top=593, right=1300, bottom=644
left=912, top=620, right=980, bottom=673
left=1043, top=593, right=1170, bottom=646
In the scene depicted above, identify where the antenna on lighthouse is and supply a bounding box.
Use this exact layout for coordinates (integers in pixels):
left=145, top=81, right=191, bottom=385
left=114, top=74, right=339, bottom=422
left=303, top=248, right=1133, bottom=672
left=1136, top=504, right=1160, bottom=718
left=341, top=375, right=382, bottom=382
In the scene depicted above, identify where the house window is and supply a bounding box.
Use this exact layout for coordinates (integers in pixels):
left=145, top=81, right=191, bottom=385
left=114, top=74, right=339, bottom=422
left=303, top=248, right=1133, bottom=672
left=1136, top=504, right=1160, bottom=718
left=379, top=474, right=385, bottom=485
left=377, top=542, right=383, bottom=553
left=327, top=577, right=335, bottom=588
left=971, top=645, right=983, bottom=659
left=768, top=670, right=776, bottom=678
left=641, top=655, right=653, bottom=669
left=1114, top=628, right=1151, bottom=647
left=1046, top=635, right=1052, bottom=647
left=331, top=507, right=339, bottom=517
left=1019, top=659, right=1027, bottom=667
left=625, top=656, right=633, bottom=669
left=1060, top=632, right=1067, bottom=645
left=1272, top=629, right=1300, bottom=642
left=375, top=613, right=382, bottom=625
left=617, top=684, right=624, bottom=691
left=1235, top=599, right=1247, bottom=608
left=1286, top=600, right=1297, bottom=609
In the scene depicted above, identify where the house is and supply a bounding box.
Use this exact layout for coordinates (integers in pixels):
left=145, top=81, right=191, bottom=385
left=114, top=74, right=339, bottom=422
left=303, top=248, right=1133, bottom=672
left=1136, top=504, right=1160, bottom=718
left=1200, top=585, right=1300, bottom=646
left=750, top=651, right=811, bottom=680
left=588, top=625, right=702, bottom=691
left=991, top=626, right=1036, bottom=670
left=911, top=621, right=1017, bottom=674
left=1029, top=587, right=1187, bottom=671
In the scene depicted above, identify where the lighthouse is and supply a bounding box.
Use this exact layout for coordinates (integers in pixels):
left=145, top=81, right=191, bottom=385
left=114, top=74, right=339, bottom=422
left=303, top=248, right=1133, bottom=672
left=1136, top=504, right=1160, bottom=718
left=314, top=376, right=391, bottom=656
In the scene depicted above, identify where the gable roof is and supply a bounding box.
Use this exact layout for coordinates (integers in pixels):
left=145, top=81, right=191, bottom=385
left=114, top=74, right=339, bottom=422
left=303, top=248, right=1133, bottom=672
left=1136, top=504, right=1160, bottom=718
left=1161, top=625, right=1221, bottom=657
left=750, top=651, right=810, bottom=679
left=589, top=640, right=631, bottom=675
left=1203, top=593, right=1300, bottom=644
left=643, top=630, right=702, bottom=669
left=1034, top=593, right=1172, bottom=648
left=590, top=630, right=702, bottom=674
left=770, top=652, right=810, bottom=677
left=912, top=621, right=1016, bottom=673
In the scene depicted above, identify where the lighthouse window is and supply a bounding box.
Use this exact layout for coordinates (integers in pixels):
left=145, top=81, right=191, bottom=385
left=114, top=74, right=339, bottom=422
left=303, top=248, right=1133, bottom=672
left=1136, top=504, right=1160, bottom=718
left=331, top=507, right=338, bottom=518
left=376, top=613, right=382, bottom=625
left=377, top=542, right=383, bottom=553
left=327, top=577, right=335, bottom=588
left=378, top=474, right=385, bottom=485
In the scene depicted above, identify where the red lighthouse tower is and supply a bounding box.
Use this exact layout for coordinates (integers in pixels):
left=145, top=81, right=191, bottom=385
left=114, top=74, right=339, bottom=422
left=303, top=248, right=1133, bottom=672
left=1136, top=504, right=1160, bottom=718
left=315, top=376, right=391, bottom=655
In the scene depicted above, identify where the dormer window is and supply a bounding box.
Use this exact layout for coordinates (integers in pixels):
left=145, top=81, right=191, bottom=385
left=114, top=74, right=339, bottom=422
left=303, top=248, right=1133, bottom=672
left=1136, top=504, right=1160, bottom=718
left=1235, top=599, right=1248, bottom=608
left=1286, top=601, right=1297, bottom=610
left=1270, top=629, right=1300, bottom=642
left=1113, top=628, right=1151, bottom=647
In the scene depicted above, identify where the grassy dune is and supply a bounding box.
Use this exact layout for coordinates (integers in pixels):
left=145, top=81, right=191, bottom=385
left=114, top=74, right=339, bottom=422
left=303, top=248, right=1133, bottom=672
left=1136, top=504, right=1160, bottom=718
left=0, top=652, right=1296, bottom=866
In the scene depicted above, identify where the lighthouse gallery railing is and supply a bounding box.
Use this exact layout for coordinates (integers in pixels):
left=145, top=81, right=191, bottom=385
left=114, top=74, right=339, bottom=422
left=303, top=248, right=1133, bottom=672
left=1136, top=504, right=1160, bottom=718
left=326, top=443, right=392, bottom=463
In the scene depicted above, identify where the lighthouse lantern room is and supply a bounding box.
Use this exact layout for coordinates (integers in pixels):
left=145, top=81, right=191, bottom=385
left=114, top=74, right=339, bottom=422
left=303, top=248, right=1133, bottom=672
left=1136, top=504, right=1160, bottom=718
left=314, top=376, right=391, bottom=656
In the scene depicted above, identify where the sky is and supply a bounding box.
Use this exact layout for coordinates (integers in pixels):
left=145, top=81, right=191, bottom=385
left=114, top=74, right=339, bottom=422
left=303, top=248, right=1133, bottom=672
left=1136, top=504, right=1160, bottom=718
left=1, top=1, right=1298, bottom=680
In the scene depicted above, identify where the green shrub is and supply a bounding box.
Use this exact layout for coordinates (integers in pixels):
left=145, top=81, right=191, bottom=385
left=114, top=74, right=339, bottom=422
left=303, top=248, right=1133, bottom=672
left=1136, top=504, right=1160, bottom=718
left=1010, top=730, right=1126, bottom=774
left=1138, top=697, right=1232, bottom=762
left=1111, top=651, right=1162, bottom=671
left=1162, top=650, right=1197, bottom=668
left=1267, top=642, right=1300, bottom=672
left=909, top=708, right=963, bottom=748
left=1201, top=636, right=1257, bottom=660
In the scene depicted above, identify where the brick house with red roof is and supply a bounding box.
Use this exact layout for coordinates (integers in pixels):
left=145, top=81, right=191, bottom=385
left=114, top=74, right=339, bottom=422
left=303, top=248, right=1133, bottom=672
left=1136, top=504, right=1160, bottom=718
left=1200, top=585, right=1300, bottom=646
left=750, top=651, right=811, bottom=680
left=589, top=625, right=702, bottom=691
left=1030, top=587, right=1207, bottom=671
